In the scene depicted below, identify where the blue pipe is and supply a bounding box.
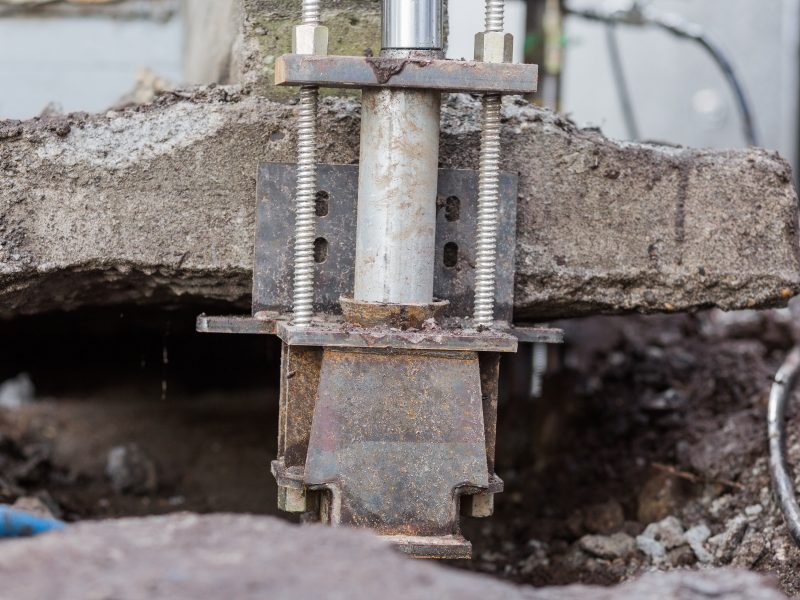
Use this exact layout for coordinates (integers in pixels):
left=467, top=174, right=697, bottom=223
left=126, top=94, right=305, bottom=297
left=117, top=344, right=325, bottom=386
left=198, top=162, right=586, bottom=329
left=0, top=506, right=65, bottom=538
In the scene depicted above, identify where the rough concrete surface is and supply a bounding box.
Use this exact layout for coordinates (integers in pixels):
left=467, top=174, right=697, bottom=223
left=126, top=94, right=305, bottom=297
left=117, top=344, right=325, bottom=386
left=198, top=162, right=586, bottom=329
left=0, top=513, right=785, bottom=600
left=0, top=87, right=796, bottom=319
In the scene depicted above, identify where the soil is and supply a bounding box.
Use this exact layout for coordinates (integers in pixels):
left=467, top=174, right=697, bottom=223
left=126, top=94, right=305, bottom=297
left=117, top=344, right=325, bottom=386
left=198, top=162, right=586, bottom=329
left=1, top=304, right=800, bottom=593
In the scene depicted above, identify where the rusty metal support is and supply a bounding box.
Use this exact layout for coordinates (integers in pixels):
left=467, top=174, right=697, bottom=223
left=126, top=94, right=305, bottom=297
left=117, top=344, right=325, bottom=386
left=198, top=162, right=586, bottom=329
left=198, top=0, right=554, bottom=559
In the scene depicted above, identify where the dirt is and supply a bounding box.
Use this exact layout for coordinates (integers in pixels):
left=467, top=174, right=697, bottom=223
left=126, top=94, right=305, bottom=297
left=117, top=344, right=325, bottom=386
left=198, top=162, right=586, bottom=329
left=457, top=307, right=800, bottom=593
left=1, top=305, right=800, bottom=593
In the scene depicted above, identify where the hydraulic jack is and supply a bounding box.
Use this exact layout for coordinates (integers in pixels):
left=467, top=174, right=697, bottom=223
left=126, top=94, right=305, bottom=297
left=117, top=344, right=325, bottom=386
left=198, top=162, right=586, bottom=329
left=199, top=0, right=562, bottom=558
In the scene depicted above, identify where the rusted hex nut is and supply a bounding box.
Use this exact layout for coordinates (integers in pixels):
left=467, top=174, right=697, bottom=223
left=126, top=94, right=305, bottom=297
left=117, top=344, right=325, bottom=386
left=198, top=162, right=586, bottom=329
left=292, top=24, right=329, bottom=56
left=474, top=32, right=513, bottom=64
left=278, top=485, right=311, bottom=513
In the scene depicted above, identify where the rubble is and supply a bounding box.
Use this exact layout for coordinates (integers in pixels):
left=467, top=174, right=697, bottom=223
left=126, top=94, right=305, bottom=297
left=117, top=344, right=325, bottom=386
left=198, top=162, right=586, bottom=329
left=0, top=373, right=35, bottom=409
left=454, top=309, right=800, bottom=593
left=685, top=524, right=714, bottom=563
left=578, top=533, right=636, bottom=560
left=105, top=443, right=158, bottom=496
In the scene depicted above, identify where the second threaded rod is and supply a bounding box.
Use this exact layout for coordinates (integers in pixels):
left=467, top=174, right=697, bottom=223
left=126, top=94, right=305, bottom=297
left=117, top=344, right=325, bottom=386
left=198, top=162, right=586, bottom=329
left=474, top=0, right=507, bottom=327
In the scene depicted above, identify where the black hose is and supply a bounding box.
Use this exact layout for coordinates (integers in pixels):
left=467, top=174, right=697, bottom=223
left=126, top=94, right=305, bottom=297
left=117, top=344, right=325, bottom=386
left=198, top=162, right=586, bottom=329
left=768, top=345, right=800, bottom=547
left=565, top=6, right=759, bottom=147
left=651, top=16, right=759, bottom=147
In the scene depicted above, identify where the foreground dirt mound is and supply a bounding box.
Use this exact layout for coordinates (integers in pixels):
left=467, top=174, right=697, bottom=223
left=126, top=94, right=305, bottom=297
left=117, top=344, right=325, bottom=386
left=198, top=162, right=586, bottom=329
left=0, top=513, right=785, bottom=600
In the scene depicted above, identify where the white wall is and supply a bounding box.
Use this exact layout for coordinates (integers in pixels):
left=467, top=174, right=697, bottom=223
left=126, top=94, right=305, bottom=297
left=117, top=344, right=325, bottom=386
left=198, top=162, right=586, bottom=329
left=562, top=0, right=800, bottom=167
left=0, top=16, right=182, bottom=119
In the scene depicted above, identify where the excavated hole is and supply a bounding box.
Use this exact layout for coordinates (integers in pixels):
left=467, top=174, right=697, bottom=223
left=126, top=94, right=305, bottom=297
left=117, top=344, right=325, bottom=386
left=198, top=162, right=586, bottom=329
left=1, top=307, right=799, bottom=593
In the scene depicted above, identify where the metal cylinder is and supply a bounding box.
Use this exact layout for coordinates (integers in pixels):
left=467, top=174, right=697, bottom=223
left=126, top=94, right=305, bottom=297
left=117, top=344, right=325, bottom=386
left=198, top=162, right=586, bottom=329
left=382, top=0, right=443, bottom=49
left=353, top=88, right=441, bottom=304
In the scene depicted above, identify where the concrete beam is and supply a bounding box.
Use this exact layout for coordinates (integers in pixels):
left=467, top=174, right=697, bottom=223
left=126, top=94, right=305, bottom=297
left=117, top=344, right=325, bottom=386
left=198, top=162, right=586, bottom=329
left=0, top=88, right=796, bottom=320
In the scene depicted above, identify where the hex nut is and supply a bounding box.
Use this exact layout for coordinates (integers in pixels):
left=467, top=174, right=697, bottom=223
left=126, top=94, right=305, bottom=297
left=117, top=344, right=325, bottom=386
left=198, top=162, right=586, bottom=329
left=293, top=24, right=329, bottom=56
left=278, top=485, right=309, bottom=513
left=474, top=32, right=513, bottom=64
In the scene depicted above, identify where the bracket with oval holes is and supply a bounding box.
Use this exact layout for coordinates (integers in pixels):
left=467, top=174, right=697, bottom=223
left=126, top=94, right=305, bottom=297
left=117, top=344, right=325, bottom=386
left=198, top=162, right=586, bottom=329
left=253, top=163, right=518, bottom=323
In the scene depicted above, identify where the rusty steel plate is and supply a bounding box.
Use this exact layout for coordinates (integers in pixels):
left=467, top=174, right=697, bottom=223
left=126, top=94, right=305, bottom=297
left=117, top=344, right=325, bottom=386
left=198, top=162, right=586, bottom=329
left=275, top=54, right=539, bottom=94
left=196, top=315, right=564, bottom=345
left=276, top=321, right=518, bottom=353
left=253, top=163, right=517, bottom=322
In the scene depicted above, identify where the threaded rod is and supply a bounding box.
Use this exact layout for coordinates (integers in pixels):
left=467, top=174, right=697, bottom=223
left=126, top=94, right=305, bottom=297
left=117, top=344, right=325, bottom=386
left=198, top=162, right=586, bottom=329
left=474, top=0, right=504, bottom=327
left=302, top=0, right=321, bottom=24
left=473, top=93, right=501, bottom=327
left=485, top=0, right=504, bottom=32
left=292, top=0, right=322, bottom=327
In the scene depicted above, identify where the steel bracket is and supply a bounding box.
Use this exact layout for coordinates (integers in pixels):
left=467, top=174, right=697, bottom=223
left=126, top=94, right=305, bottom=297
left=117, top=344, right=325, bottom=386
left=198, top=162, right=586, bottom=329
left=198, top=162, right=561, bottom=558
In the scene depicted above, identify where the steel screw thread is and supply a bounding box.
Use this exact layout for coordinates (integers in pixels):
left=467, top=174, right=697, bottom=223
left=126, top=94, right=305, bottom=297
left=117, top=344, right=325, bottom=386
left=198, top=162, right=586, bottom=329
left=474, top=93, right=501, bottom=327
left=302, top=0, right=321, bottom=23
left=292, top=85, right=319, bottom=327
left=291, top=0, right=322, bottom=327
left=485, top=0, right=504, bottom=32
left=474, top=0, right=504, bottom=328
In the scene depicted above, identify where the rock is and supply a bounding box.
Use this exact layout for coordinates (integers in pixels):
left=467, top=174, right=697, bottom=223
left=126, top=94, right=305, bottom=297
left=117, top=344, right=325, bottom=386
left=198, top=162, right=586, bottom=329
left=636, top=517, right=686, bottom=564
left=0, top=373, right=35, bottom=409
left=685, top=524, right=714, bottom=564
left=636, top=533, right=666, bottom=562
left=709, top=515, right=749, bottom=564
left=637, top=472, right=690, bottom=524
left=666, top=544, right=697, bottom=567
left=0, top=514, right=786, bottom=600
left=583, top=500, right=625, bottom=534
left=745, top=504, right=764, bottom=517
left=578, top=532, right=637, bottom=560
left=105, top=443, right=158, bottom=496
left=647, top=516, right=687, bottom=550
left=730, top=527, right=768, bottom=569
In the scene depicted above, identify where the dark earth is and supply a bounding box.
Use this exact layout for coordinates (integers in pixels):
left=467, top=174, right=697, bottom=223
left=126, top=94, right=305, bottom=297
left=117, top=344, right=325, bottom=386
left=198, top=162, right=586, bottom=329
left=1, top=302, right=799, bottom=593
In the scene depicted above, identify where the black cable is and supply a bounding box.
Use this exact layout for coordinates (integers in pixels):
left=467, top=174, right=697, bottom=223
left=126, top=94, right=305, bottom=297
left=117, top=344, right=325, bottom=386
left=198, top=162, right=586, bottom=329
left=651, top=16, right=759, bottom=147
left=768, top=345, right=800, bottom=547
left=565, top=6, right=759, bottom=147
left=604, top=21, right=640, bottom=141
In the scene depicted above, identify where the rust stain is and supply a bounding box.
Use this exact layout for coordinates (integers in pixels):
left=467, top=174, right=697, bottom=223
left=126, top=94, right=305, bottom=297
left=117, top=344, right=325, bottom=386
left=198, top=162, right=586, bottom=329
left=365, top=58, right=433, bottom=85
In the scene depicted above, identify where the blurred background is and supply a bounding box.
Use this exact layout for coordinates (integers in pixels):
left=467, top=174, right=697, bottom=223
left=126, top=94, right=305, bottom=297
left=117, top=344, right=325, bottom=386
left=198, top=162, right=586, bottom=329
left=1, top=0, right=797, bottom=171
